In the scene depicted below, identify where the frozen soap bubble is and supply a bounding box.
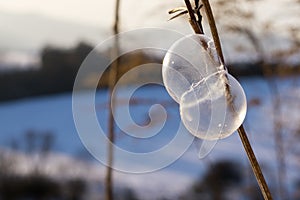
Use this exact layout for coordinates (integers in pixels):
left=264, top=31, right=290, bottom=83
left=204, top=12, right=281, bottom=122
left=162, top=34, right=247, bottom=140
left=180, top=72, right=247, bottom=140
left=162, top=34, right=220, bottom=103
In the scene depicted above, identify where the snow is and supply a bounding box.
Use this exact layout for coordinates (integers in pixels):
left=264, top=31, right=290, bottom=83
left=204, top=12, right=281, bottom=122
left=0, top=50, right=40, bottom=70
left=0, top=76, right=300, bottom=199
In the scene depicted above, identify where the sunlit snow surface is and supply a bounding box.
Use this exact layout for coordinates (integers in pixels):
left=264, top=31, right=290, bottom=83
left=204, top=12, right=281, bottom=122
left=0, top=77, right=300, bottom=199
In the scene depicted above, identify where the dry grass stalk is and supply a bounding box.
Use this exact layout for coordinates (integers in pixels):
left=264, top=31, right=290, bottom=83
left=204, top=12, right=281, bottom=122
left=182, top=0, right=273, bottom=199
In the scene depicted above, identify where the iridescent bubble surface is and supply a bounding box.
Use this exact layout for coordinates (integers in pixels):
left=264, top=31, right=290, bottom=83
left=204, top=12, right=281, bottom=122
left=162, top=34, right=247, bottom=140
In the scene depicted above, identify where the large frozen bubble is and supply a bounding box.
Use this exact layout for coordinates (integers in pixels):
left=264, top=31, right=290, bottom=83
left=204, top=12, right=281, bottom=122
left=162, top=34, right=247, bottom=140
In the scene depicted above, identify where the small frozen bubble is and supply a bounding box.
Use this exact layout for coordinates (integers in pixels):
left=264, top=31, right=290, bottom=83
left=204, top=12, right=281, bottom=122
left=180, top=72, right=247, bottom=140
left=162, top=34, right=247, bottom=140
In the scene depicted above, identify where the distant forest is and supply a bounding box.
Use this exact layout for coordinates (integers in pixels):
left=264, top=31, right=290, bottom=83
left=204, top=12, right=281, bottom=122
left=1, top=42, right=299, bottom=102
left=0, top=42, right=160, bottom=102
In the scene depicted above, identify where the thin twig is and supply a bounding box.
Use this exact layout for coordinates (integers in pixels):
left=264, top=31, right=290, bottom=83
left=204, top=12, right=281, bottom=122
left=183, top=0, right=273, bottom=199
left=184, top=0, right=203, bottom=34
left=237, top=125, right=273, bottom=200
left=201, top=0, right=273, bottom=199
left=105, top=0, right=121, bottom=200
left=201, top=0, right=224, bottom=64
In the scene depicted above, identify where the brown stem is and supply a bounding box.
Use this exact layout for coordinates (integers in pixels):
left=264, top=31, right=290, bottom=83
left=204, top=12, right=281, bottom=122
left=201, top=0, right=224, bottom=64
left=183, top=0, right=273, bottom=199
left=201, top=0, right=272, bottom=199
left=105, top=0, right=121, bottom=200
left=184, top=0, right=203, bottom=34
left=237, top=125, right=273, bottom=199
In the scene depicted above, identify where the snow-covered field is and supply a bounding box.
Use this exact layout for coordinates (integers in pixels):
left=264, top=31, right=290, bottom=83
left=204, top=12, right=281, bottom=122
left=1, top=76, right=300, bottom=199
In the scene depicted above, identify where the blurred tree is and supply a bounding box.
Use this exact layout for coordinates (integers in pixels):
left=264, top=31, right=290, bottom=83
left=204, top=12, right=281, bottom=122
left=0, top=147, right=87, bottom=199
left=212, top=0, right=300, bottom=70
left=179, top=160, right=263, bottom=200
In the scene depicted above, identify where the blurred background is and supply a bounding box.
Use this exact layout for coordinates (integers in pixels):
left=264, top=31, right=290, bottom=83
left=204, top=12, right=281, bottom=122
left=0, top=0, right=300, bottom=199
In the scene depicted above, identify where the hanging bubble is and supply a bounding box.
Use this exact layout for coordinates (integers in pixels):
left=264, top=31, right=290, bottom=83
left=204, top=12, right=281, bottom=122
left=180, top=72, right=247, bottom=140
left=162, top=34, right=247, bottom=140
left=162, top=34, right=220, bottom=103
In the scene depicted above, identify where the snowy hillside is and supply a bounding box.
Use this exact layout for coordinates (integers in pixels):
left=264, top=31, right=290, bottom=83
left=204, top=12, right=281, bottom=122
left=1, top=76, right=300, bottom=199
